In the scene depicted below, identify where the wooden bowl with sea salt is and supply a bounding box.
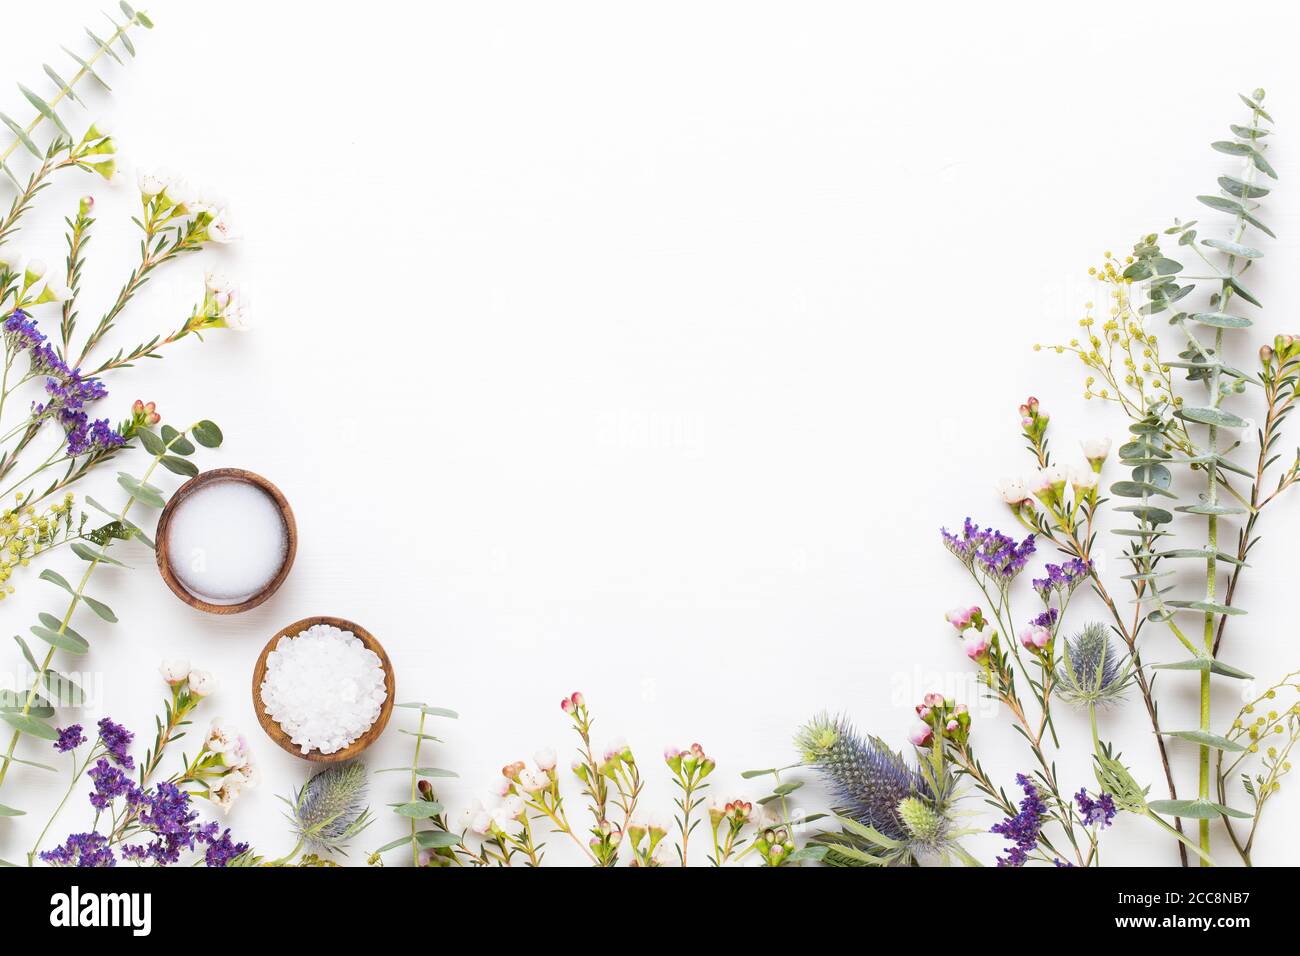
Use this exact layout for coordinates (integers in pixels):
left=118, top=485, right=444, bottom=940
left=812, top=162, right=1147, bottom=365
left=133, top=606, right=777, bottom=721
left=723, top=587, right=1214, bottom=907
left=251, top=615, right=396, bottom=763
left=155, top=468, right=297, bottom=614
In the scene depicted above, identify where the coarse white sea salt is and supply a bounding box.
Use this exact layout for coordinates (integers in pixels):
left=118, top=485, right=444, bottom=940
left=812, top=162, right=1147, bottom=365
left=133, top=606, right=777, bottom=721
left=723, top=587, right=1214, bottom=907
left=259, top=624, right=387, bottom=755
left=165, top=479, right=288, bottom=605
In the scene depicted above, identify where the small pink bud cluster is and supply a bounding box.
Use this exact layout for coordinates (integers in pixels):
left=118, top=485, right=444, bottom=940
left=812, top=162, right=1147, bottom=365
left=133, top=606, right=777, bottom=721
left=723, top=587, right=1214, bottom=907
left=1020, top=396, right=1048, bottom=439
left=909, top=692, right=971, bottom=747
left=945, top=605, right=994, bottom=665
left=665, top=742, right=715, bottom=781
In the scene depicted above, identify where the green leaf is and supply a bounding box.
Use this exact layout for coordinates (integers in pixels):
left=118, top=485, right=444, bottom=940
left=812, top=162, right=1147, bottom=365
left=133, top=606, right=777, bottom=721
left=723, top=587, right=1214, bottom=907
left=835, top=815, right=903, bottom=849
left=81, top=594, right=117, bottom=623
left=1164, top=600, right=1245, bottom=616
left=60, top=47, right=110, bottom=92
left=0, top=113, right=41, bottom=158
left=1176, top=407, right=1248, bottom=428
left=71, top=542, right=127, bottom=567
left=1175, top=503, right=1248, bottom=517
left=772, top=780, right=804, bottom=796
left=1251, top=149, right=1278, bottom=180
left=395, top=704, right=459, bottom=719
left=160, top=425, right=195, bottom=456
left=43, top=65, right=78, bottom=104
left=1217, top=175, right=1269, bottom=199
left=1114, top=504, right=1173, bottom=525
left=39, top=569, right=74, bottom=594
left=1202, top=238, right=1263, bottom=259
left=1110, top=480, right=1175, bottom=499
left=192, top=421, right=223, bottom=448
left=1225, top=276, right=1261, bottom=308
left=85, top=29, right=123, bottom=65
left=373, top=835, right=414, bottom=854
left=119, top=1, right=136, bottom=19
left=413, top=830, right=462, bottom=849
left=1161, top=730, right=1246, bottom=752
left=137, top=429, right=165, bottom=455
left=1148, top=798, right=1252, bottom=820
left=0, top=805, right=25, bottom=817
left=160, top=455, right=199, bottom=477
left=116, top=473, right=166, bottom=508
left=30, top=624, right=89, bottom=655
left=1211, top=141, right=1252, bottom=156
left=1, top=712, right=58, bottom=740
left=12, top=634, right=37, bottom=671
left=741, top=768, right=776, bottom=778
left=136, top=11, right=154, bottom=28
left=392, top=801, right=445, bottom=818
left=396, top=731, right=443, bottom=743
left=1153, top=658, right=1252, bottom=680
left=377, top=766, right=459, bottom=778
left=0, top=688, right=53, bottom=718
left=1197, top=194, right=1245, bottom=215
left=44, top=670, right=87, bottom=707
left=17, top=84, right=69, bottom=138
left=1188, top=312, right=1251, bottom=330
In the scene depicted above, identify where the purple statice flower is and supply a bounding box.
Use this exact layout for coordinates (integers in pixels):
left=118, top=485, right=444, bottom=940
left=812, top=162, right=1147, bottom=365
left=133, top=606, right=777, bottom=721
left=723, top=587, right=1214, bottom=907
left=1031, top=558, right=1092, bottom=601
left=9, top=329, right=121, bottom=457
left=54, top=724, right=86, bottom=753
left=62, top=411, right=125, bottom=457
left=1030, top=607, right=1059, bottom=630
left=96, top=717, right=134, bottom=769
left=87, top=758, right=135, bottom=811
left=941, top=518, right=1036, bottom=585
left=204, top=828, right=250, bottom=867
left=39, top=831, right=116, bottom=867
left=1075, top=788, right=1117, bottom=829
left=133, top=782, right=204, bottom=865
left=2, top=309, right=44, bottom=352
left=991, top=773, right=1047, bottom=867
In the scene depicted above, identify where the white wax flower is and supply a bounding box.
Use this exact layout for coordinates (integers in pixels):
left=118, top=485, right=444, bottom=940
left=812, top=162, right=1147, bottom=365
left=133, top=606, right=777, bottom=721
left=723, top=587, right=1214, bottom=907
left=533, top=747, right=557, bottom=771
left=205, top=208, right=239, bottom=243
left=1080, top=437, right=1112, bottom=461
left=159, top=659, right=191, bottom=685
left=188, top=669, right=217, bottom=697
left=996, top=476, right=1030, bottom=504
left=137, top=170, right=168, bottom=197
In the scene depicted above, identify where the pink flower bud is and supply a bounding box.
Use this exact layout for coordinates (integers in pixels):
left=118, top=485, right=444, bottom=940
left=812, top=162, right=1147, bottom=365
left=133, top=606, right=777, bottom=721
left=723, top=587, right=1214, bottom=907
left=908, top=723, right=934, bottom=747
left=963, top=631, right=991, bottom=662
left=1020, top=625, right=1051, bottom=650
left=923, top=692, right=945, bottom=709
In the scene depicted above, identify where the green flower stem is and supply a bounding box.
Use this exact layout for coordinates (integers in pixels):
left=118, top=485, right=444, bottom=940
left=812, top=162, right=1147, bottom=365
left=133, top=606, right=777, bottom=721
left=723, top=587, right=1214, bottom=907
left=0, top=426, right=187, bottom=793
left=26, top=742, right=104, bottom=865
left=409, top=709, right=425, bottom=867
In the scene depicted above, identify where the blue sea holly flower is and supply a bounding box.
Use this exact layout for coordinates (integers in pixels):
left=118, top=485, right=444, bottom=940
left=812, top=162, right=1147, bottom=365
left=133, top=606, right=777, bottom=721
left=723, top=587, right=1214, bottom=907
left=1056, top=622, right=1133, bottom=707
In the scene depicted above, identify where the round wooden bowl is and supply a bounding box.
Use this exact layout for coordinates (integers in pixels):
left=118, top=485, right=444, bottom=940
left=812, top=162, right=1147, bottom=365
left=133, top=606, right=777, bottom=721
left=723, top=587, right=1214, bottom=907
left=155, top=468, right=297, bottom=614
left=251, top=615, right=395, bottom=763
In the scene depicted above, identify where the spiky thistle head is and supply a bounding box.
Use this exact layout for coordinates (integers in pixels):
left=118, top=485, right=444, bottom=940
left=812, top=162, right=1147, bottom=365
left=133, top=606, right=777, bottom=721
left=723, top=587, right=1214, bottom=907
left=284, top=761, right=374, bottom=856
left=799, top=714, right=969, bottom=866
left=1056, top=622, right=1132, bottom=706
left=797, top=713, right=928, bottom=843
